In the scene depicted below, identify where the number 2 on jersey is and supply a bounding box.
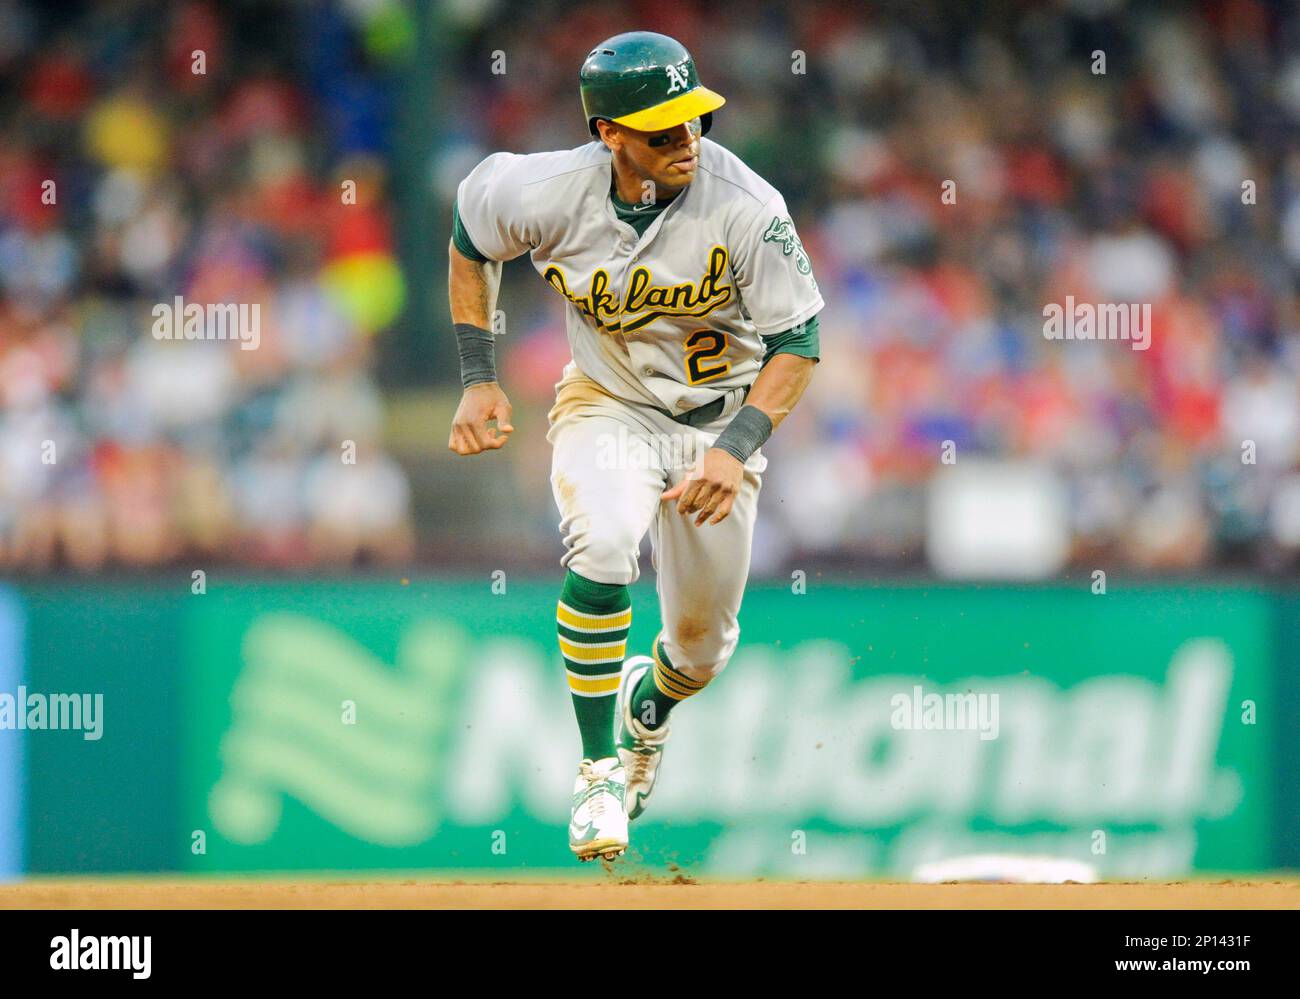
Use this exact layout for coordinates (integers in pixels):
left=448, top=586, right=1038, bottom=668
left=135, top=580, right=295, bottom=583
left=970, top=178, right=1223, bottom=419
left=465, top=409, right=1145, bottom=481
left=684, top=329, right=730, bottom=385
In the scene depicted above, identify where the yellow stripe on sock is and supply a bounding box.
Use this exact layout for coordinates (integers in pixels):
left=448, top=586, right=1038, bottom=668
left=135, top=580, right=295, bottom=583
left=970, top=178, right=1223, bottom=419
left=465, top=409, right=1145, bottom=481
left=652, top=675, right=692, bottom=700
left=653, top=661, right=704, bottom=700
left=657, top=656, right=706, bottom=689
left=568, top=673, right=623, bottom=695
left=557, top=601, right=632, bottom=633
left=559, top=637, right=627, bottom=664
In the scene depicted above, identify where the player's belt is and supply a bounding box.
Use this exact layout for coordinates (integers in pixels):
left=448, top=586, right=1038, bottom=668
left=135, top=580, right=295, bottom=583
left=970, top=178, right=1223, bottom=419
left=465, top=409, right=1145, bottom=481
left=661, top=384, right=750, bottom=429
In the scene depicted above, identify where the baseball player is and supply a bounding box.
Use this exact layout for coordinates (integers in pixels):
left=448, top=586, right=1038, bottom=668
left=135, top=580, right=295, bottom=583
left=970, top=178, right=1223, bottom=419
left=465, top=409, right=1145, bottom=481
left=448, top=31, right=821, bottom=861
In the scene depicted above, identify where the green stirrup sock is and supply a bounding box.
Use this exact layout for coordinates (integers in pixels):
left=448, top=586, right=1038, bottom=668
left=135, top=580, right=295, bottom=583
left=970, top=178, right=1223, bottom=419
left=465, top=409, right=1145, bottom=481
left=628, top=633, right=707, bottom=731
left=557, top=570, right=630, bottom=761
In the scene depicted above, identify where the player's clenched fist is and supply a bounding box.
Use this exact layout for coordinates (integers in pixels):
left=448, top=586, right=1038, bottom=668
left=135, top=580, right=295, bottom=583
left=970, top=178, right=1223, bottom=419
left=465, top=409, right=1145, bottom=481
left=448, top=382, right=514, bottom=455
left=662, top=447, right=744, bottom=526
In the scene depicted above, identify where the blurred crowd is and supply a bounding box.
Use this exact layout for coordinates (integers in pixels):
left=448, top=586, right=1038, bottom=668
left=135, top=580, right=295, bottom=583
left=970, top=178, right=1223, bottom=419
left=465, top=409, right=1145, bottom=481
left=438, top=0, right=1300, bottom=574
left=4, top=0, right=1300, bottom=576
left=0, top=0, right=414, bottom=571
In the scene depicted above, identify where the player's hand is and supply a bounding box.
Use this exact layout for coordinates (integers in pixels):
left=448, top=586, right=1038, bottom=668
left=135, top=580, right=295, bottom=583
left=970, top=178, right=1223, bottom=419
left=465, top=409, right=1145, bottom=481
left=448, top=382, right=514, bottom=455
left=662, top=447, right=744, bottom=526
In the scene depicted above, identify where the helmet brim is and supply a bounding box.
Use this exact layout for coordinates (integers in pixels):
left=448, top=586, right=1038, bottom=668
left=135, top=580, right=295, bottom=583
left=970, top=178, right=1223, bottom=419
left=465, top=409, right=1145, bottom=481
left=610, top=87, right=725, bottom=132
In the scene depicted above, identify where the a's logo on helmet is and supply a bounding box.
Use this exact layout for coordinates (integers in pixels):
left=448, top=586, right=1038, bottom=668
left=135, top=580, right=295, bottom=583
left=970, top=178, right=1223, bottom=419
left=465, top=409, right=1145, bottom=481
left=665, top=62, right=691, bottom=94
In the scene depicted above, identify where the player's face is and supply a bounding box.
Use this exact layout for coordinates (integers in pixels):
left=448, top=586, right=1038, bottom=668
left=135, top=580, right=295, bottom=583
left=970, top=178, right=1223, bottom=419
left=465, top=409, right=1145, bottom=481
left=603, top=118, right=702, bottom=193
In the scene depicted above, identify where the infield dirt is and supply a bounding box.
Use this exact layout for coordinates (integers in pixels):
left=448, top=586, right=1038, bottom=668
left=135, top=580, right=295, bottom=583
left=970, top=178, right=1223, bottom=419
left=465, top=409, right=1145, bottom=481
left=1, top=879, right=1295, bottom=909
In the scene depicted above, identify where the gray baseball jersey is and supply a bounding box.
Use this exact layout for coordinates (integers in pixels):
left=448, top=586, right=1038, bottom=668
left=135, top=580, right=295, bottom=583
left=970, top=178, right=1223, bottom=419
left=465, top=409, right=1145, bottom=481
left=455, top=137, right=823, bottom=415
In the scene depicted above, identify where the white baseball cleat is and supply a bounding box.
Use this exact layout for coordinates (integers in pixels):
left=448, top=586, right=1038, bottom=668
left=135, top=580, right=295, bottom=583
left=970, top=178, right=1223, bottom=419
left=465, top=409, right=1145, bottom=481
left=615, top=655, right=671, bottom=821
left=569, top=757, right=629, bottom=861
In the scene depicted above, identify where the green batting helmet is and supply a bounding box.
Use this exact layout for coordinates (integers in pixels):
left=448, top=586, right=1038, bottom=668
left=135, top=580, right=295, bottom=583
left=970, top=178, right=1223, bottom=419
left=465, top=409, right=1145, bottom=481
left=580, top=31, right=725, bottom=138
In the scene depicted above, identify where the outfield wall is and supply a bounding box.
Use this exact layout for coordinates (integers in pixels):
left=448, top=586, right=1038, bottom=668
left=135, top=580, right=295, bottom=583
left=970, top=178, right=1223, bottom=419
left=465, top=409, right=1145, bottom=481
left=0, top=580, right=1294, bottom=878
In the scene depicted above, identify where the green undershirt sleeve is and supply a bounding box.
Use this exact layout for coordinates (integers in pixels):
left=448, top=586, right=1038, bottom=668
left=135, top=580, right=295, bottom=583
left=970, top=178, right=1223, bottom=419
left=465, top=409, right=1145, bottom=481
left=760, top=314, right=821, bottom=366
left=451, top=199, right=490, bottom=263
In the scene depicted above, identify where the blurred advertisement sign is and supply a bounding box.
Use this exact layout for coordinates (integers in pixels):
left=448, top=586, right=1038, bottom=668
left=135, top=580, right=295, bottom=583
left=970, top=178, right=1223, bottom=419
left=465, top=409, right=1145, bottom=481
left=0, top=588, right=22, bottom=880
left=1273, top=596, right=1300, bottom=871
left=180, top=583, right=1272, bottom=878
left=21, top=588, right=183, bottom=874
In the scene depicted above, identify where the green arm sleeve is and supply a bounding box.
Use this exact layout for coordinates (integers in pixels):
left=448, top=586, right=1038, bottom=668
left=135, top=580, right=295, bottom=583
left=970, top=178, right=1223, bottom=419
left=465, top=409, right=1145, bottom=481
left=451, top=199, right=490, bottom=263
left=760, top=314, right=820, bottom=366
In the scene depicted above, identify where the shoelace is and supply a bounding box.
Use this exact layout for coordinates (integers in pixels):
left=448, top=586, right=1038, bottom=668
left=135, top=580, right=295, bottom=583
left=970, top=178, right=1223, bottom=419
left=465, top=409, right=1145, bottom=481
left=625, top=747, right=654, bottom=784
left=579, top=763, right=612, bottom=819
